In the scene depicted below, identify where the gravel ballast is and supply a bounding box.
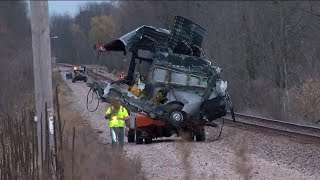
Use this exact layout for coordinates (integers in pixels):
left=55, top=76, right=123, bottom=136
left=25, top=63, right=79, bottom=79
left=61, top=71, right=320, bottom=180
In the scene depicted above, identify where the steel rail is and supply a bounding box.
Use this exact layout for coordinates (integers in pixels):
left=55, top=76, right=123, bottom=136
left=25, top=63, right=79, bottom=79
left=222, top=112, right=320, bottom=143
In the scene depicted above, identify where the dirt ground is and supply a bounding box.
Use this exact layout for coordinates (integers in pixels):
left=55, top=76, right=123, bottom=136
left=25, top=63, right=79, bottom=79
left=59, top=68, right=320, bottom=180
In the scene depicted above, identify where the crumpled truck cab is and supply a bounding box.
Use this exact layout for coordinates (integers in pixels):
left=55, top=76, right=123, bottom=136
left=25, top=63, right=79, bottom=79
left=91, top=16, right=235, bottom=129
left=100, top=50, right=232, bottom=127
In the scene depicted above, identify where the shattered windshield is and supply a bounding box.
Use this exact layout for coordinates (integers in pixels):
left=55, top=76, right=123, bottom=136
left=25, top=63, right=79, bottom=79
left=153, top=67, right=207, bottom=87
left=153, top=68, right=167, bottom=82
left=171, top=72, right=188, bottom=85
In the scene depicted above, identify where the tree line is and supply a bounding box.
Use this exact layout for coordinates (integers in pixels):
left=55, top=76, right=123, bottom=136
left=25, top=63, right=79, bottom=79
left=0, top=1, right=33, bottom=112
left=50, top=1, right=320, bottom=125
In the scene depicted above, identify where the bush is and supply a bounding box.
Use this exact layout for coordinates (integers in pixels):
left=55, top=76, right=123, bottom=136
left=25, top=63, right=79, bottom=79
left=290, top=78, right=320, bottom=124
left=0, top=73, right=146, bottom=180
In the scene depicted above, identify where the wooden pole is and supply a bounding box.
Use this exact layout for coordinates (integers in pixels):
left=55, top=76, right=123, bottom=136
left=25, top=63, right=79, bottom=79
left=30, top=1, right=56, bottom=179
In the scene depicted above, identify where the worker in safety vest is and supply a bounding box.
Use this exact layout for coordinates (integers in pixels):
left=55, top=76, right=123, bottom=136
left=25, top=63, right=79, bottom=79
left=105, top=97, right=130, bottom=151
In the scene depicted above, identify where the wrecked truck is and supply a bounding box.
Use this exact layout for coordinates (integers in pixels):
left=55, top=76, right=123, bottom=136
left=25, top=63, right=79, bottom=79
left=88, top=16, right=235, bottom=143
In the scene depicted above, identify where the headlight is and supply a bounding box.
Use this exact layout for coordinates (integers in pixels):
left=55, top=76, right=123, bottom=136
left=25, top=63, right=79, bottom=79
left=215, top=80, right=227, bottom=96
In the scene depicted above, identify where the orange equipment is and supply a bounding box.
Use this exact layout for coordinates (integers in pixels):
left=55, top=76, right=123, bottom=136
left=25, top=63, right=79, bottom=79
left=136, top=115, right=166, bottom=127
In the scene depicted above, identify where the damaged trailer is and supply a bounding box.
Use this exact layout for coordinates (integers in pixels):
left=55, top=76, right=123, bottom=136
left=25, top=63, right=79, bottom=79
left=87, top=16, right=235, bottom=143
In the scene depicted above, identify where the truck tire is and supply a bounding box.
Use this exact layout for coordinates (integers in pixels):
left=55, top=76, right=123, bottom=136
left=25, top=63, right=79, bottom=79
left=195, top=128, right=206, bottom=142
left=72, top=79, right=76, bottom=83
left=84, top=77, right=87, bottom=82
left=168, top=108, right=186, bottom=128
left=144, top=137, right=152, bottom=144
left=128, top=129, right=135, bottom=143
left=135, top=130, right=143, bottom=144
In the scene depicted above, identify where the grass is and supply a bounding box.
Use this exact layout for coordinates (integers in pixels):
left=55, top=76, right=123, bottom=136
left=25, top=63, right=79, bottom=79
left=53, top=71, right=145, bottom=180
left=234, top=134, right=252, bottom=180
left=0, top=72, right=145, bottom=180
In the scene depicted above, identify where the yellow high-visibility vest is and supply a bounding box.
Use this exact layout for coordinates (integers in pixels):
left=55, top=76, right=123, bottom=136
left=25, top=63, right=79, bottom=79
left=105, top=106, right=129, bottom=127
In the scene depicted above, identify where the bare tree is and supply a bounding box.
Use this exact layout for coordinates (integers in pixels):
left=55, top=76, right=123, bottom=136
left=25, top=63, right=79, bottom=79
left=48, top=1, right=320, bottom=124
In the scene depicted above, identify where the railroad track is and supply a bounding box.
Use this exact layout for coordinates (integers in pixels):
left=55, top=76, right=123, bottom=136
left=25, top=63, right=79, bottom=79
left=86, top=69, right=109, bottom=81
left=57, top=63, right=320, bottom=143
left=56, top=63, right=111, bottom=81
left=222, top=112, right=320, bottom=143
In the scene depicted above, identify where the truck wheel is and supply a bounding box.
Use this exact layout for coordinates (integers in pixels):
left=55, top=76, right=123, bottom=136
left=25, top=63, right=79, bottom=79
left=84, top=77, right=87, bottom=82
left=195, top=128, right=206, bottom=142
left=72, top=79, right=76, bottom=83
left=168, top=108, right=186, bottom=128
left=144, top=137, right=152, bottom=144
left=135, top=130, right=143, bottom=144
left=128, top=129, right=135, bottom=143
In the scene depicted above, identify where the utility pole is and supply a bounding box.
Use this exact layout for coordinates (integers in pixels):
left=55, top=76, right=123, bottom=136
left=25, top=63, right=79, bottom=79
left=30, top=1, right=56, bottom=179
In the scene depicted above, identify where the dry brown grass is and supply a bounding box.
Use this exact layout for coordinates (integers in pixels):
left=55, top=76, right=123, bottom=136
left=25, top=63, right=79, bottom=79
left=289, top=78, right=320, bottom=124
left=0, top=72, right=145, bottom=180
left=176, top=136, right=192, bottom=180
left=176, top=131, right=219, bottom=179
left=54, top=72, right=145, bottom=180
left=0, top=110, right=38, bottom=180
left=234, top=134, right=252, bottom=180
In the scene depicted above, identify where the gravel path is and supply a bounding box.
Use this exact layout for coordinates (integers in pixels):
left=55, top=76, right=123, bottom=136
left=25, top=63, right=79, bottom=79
left=61, top=71, right=320, bottom=180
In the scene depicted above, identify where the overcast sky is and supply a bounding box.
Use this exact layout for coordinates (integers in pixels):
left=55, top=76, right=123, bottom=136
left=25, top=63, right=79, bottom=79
left=26, top=1, right=110, bottom=17
left=48, top=1, right=106, bottom=17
